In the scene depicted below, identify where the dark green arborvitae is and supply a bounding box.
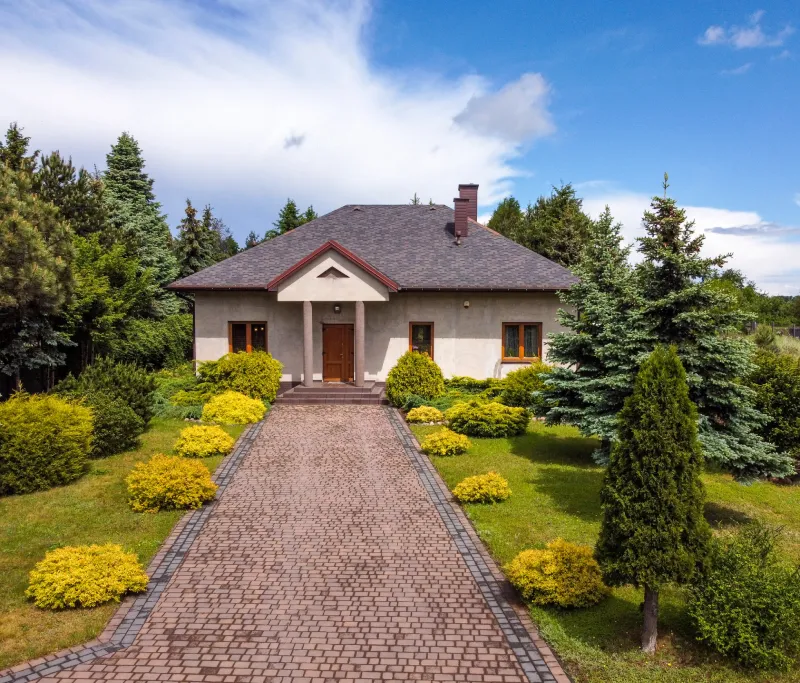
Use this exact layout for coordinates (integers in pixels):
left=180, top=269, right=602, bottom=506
left=103, top=133, right=178, bottom=316
left=545, top=207, right=651, bottom=462
left=176, top=199, right=216, bottom=278
left=596, top=345, right=710, bottom=653
left=636, top=175, right=792, bottom=480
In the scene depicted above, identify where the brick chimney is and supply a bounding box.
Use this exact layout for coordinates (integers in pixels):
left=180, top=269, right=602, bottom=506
left=453, top=183, right=478, bottom=238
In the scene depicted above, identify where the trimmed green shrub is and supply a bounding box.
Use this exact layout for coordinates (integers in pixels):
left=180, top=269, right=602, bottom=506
left=126, top=454, right=218, bottom=512
left=152, top=364, right=206, bottom=420
left=26, top=544, right=149, bottom=609
left=445, top=401, right=529, bottom=437
left=0, top=393, right=93, bottom=495
left=419, top=428, right=471, bottom=457
left=500, top=360, right=552, bottom=414
left=406, top=406, right=444, bottom=423
left=688, top=523, right=800, bottom=671
left=747, top=349, right=800, bottom=476
left=198, top=351, right=283, bottom=403
left=386, top=351, right=445, bottom=407
left=452, top=471, right=511, bottom=503
left=55, top=357, right=156, bottom=425
left=505, top=539, right=610, bottom=608
left=107, top=314, right=193, bottom=370
left=201, top=391, right=267, bottom=425
left=401, top=394, right=428, bottom=412
left=174, top=425, right=234, bottom=458
left=85, top=392, right=144, bottom=458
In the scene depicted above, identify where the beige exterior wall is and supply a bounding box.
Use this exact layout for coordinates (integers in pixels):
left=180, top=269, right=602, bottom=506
left=195, top=290, right=567, bottom=381
left=276, top=251, right=390, bottom=302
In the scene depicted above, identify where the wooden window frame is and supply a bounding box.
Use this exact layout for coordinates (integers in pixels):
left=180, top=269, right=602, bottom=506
left=228, top=321, right=268, bottom=354
left=501, top=322, right=542, bottom=362
left=408, top=321, right=435, bottom=360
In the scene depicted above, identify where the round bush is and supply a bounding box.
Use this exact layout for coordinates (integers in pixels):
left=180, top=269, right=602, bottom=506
left=199, top=351, right=283, bottom=403
left=126, top=454, right=218, bottom=513
left=419, top=428, right=471, bottom=457
left=174, top=425, right=235, bottom=458
left=386, top=351, right=445, bottom=407
left=26, top=543, right=148, bottom=609
left=0, top=393, right=93, bottom=495
left=504, top=539, right=610, bottom=608
left=452, top=471, right=511, bottom=503
left=201, top=391, right=267, bottom=425
left=445, top=401, right=529, bottom=437
left=86, top=392, right=144, bottom=458
left=406, top=406, right=444, bottom=424
left=500, top=360, right=552, bottom=414
left=688, top=523, right=800, bottom=671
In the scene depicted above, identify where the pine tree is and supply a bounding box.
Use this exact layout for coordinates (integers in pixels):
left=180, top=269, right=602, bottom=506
left=410, top=193, right=421, bottom=205
left=487, top=197, right=524, bottom=241
left=272, top=198, right=303, bottom=235
left=596, top=345, right=711, bottom=654
left=545, top=208, right=651, bottom=462
left=300, top=205, right=318, bottom=224
left=201, top=204, right=238, bottom=261
left=0, top=123, right=38, bottom=173
left=176, top=199, right=216, bottom=278
left=0, top=164, right=74, bottom=385
left=245, top=231, right=260, bottom=249
left=636, top=175, right=792, bottom=480
left=103, top=133, right=179, bottom=316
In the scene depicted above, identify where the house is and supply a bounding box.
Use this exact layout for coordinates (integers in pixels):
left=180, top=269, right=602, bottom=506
left=168, top=184, right=577, bottom=392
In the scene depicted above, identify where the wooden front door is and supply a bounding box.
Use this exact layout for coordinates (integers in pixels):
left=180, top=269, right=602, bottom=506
left=322, top=324, right=354, bottom=382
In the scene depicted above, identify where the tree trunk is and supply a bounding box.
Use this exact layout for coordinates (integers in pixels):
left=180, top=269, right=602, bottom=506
left=642, top=585, right=659, bottom=654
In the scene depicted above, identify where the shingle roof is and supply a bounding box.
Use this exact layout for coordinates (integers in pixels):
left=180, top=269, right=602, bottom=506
left=169, top=204, right=578, bottom=291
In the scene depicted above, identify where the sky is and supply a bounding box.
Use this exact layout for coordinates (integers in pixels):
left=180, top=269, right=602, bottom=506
left=1, top=0, right=798, bottom=293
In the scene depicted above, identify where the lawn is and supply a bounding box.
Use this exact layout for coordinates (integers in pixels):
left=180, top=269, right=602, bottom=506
left=0, top=418, right=244, bottom=670
left=411, top=421, right=800, bottom=683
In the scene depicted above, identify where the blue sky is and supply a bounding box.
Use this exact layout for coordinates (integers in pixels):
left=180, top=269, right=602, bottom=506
left=1, top=0, right=798, bottom=292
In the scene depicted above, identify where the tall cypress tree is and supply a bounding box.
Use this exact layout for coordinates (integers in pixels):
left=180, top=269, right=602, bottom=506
left=103, top=133, right=179, bottom=316
left=176, top=199, right=216, bottom=278
left=545, top=207, right=651, bottom=462
left=636, top=175, right=792, bottom=480
left=596, top=345, right=710, bottom=654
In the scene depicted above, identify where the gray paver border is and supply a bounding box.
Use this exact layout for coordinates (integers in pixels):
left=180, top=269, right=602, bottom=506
left=385, top=407, right=572, bottom=683
left=0, top=419, right=265, bottom=683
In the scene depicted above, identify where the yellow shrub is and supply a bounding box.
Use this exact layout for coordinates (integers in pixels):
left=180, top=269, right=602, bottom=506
left=174, top=425, right=234, bottom=458
left=26, top=543, right=148, bottom=609
left=406, top=406, right=444, bottom=423
left=126, top=454, right=218, bottom=513
left=452, top=471, right=511, bottom=503
left=201, top=391, right=266, bottom=425
left=504, top=539, right=610, bottom=608
left=420, top=428, right=471, bottom=457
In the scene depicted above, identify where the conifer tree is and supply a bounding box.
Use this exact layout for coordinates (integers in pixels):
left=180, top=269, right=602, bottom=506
left=0, top=123, right=38, bottom=172
left=201, top=204, right=238, bottom=260
left=596, top=345, right=710, bottom=654
left=636, top=175, right=792, bottom=480
left=545, top=208, right=651, bottom=461
left=487, top=196, right=524, bottom=241
left=301, top=205, right=318, bottom=224
left=176, top=199, right=216, bottom=278
left=245, top=231, right=260, bottom=249
left=410, top=192, right=421, bottom=205
left=103, top=132, right=179, bottom=316
left=272, top=198, right=302, bottom=236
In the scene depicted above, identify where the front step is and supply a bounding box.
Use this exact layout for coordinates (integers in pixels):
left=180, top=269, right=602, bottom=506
left=274, top=382, right=388, bottom=405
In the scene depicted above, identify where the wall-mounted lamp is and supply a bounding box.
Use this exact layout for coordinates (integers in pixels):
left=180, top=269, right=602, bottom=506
left=333, top=303, right=342, bottom=314
left=463, top=300, right=470, bottom=309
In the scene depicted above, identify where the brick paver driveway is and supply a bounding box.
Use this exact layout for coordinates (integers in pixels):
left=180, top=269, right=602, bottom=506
left=21, top=406, right=562, bottom=682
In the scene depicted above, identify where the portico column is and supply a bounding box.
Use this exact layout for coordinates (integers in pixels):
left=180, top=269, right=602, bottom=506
left=354, top=300, right=365, bottom=387
left=303, top=300, right=313, bottom=387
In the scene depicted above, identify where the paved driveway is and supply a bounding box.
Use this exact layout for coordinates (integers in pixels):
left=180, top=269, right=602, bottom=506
left=12, top=406, right=563, bottom=683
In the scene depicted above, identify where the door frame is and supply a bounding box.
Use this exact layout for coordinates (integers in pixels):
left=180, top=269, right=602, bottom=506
left=321, top=323, right=355, bottom=382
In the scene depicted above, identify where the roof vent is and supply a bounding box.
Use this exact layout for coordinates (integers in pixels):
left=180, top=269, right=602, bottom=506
left=429, top=205, right=437, bottom=210
left=353, top=205, right=363, bottom=211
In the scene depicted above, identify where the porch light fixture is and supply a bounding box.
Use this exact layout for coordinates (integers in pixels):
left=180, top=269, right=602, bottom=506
left=333, top=303, right=342, bottom=314
left=463, top=300, right=470, bottom=308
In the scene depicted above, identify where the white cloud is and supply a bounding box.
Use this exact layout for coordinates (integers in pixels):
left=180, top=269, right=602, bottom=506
left=582, top=190, right=800, bottom=295
left=0, top=0, right=554, bottom=214
left=721, top=62, right=753, bottom=75
left=452, top=73, right=555, bottom=143
left=699, top=10, right=794, bottom=49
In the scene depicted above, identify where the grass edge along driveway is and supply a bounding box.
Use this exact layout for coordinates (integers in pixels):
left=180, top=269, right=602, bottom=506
left=411, top=421, right=800, bottom=683
left=0, top=418, right=244, bottom=670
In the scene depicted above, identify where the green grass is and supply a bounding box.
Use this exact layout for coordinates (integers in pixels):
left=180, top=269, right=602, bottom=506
left=0, top=418, right=244, bottom=669
left=412, top=422, right=800, bottom=683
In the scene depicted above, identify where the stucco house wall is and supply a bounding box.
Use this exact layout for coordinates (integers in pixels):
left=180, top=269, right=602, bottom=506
left=194, top=290, right=567, bottom=382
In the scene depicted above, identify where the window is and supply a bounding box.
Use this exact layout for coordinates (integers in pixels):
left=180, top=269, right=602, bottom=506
left=502, top=322, right=542, bottom=361
left=228, top=322, right=267, bottom=353
left=409, top=322, right=434, bottom=358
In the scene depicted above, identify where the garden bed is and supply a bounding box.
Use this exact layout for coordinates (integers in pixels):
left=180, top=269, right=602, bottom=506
left=0, top=418, right=244, bottom=669
left=411, top=421, right=800, bottom=683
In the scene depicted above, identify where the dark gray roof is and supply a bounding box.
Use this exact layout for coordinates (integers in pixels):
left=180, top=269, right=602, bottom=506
left=169, top=204, right=578, bottom=291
